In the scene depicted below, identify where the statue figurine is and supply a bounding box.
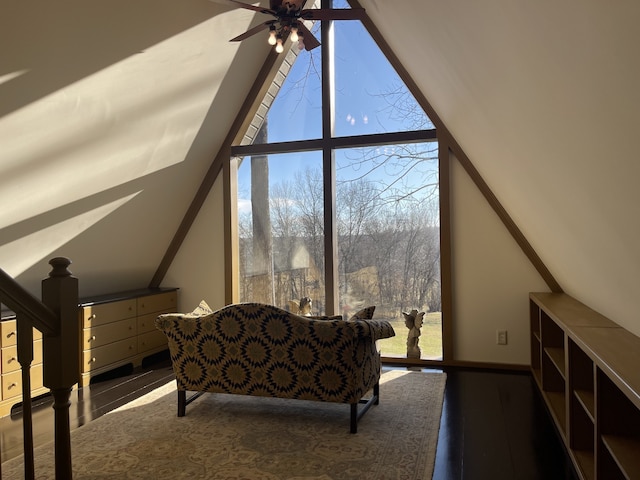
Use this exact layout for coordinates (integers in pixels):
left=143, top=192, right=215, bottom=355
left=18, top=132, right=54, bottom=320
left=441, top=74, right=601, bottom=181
left=403, top=309, right=425, bottom=359
left=288, top=296, right=313, bottom=316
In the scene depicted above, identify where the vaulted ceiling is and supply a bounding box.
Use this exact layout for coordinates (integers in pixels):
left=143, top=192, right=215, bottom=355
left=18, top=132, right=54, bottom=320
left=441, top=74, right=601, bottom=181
left=2, top=0, right=639, bottom=341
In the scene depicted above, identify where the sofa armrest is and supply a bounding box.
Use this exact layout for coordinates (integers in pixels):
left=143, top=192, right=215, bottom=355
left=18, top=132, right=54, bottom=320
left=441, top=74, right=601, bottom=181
left=347, top=319, right=395, bottom=341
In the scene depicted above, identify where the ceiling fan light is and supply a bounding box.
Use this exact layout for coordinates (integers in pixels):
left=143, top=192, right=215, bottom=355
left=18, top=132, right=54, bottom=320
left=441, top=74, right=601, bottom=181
left=297, top=36, right=305, bottom=50
left=268, top=26, right=277, bottom=45
left=290, top=25, right=299, bottom=43
left=275, top=37, right=284, bottom=53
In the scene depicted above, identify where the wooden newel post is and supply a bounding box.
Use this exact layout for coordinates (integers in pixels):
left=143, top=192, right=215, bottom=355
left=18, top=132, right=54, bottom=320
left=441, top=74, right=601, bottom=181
left=42, top=257, right=79, bottom=480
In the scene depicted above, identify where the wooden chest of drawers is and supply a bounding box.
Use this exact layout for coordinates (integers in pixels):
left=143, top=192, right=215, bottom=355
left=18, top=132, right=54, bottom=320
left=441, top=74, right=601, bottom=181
left=0, top=319, right=49, bottom=417
left=79, top=289, right=177, bottom=387
left=0, top=287, right=178, bottom=415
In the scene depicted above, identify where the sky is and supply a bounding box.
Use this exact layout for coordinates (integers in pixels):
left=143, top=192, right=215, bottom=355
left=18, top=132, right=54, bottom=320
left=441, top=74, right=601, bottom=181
left=261, top=9, right=433, bottom=143
left=237, top=1, right=437, bottom=211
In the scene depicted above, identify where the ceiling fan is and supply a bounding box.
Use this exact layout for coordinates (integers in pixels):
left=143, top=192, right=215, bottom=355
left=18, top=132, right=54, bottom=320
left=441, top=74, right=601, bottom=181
left=211, top=0, right=365, bottom=52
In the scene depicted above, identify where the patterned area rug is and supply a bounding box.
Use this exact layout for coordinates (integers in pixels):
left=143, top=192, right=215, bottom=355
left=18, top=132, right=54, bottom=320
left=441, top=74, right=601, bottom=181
left=2, top=370, right=446, bottom=480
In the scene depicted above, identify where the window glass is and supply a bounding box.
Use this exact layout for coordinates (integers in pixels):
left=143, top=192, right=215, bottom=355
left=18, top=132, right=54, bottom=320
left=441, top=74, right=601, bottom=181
left=333, top=6, right=433, bottom=137
left=335, top=142, right=442, bottom=360
left=252, top=28, right=323, bottom=144
left=237, top=150, right=327, bottom=313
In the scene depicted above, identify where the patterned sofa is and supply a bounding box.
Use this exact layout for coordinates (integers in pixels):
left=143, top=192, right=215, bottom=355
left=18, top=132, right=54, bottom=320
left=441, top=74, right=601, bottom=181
left=155, top=302, right=395, bottom=433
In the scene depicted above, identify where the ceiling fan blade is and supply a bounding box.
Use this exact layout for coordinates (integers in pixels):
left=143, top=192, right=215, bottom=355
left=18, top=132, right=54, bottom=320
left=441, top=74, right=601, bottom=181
left=300, top=8, right=365, bottom=21
left=297, top=21, right=320, bottom=51
left=210, top=0, right=277, bottom=16
left=230, top=21, right=274, bottom=42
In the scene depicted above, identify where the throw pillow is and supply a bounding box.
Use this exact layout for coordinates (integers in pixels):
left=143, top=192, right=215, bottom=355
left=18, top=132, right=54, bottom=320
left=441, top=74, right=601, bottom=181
left=191, top=300, right=213, bottom=316
left=160, top=300, right=214, bottom=321
left=349, top=306, right=376, bottom=321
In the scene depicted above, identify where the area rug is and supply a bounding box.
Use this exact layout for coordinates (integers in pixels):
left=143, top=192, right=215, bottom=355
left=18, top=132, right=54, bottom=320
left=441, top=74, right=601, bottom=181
left=2, top=370, right=446, bottom=480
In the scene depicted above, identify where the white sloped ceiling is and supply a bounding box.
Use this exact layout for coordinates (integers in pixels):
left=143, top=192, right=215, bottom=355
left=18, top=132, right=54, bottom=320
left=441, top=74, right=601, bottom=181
left=0, top=0, right=271, bottom=298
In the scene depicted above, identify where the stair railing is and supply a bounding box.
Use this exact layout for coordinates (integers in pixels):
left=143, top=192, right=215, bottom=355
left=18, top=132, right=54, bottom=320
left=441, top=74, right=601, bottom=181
left=0, top=257, right=79, bottom=480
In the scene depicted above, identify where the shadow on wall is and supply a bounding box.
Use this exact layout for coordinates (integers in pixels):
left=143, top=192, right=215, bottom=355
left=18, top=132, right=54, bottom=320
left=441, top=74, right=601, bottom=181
left=1, top=0, right=223, bottom=119
left=0, top=0, right=271, bottom=297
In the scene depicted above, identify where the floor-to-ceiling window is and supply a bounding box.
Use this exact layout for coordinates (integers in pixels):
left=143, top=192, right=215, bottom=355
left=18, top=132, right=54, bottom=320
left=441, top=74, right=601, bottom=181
left=231, top=0, right=442, bottom=361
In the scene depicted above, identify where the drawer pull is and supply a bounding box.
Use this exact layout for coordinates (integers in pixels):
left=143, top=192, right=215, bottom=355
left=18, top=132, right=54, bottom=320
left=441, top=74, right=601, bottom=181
left=8, top=356, right=17, bottom=364
left=7, top=331, right=16, bottom=338
left=89, top=314, right=96, bottom=321
left=90, top=357, right=96, bottom=363
left=89, top=336, right=96, bottom=341
left=8, top=382, right=17, bottom=389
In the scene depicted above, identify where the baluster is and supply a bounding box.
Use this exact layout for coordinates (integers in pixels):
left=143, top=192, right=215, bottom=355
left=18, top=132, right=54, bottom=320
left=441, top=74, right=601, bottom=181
left=17, top=316, right=35, bottom=480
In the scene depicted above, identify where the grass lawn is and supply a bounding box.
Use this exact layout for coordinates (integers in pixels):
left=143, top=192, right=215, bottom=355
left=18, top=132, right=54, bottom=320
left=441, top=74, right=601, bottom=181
left=378, top=312, right=443, bottom=360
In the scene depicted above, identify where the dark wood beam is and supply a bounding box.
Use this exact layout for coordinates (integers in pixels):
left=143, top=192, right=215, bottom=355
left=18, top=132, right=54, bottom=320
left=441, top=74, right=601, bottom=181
left=438, top=140, right=454, bottom=362
left=321, top=2, right=338, bottom=315
left=230, top=129, right=437, bottom=157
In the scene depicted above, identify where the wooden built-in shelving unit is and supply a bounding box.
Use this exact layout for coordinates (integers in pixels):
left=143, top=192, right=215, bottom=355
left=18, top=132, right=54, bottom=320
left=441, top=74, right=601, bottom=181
left=530, top=292, right=640, bottom=480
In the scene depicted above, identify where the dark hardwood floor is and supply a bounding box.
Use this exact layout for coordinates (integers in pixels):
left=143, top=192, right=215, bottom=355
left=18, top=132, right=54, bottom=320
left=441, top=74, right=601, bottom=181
left=1, top=356, right=576, bottom=479
left=429, top=367, right=576, bottom=480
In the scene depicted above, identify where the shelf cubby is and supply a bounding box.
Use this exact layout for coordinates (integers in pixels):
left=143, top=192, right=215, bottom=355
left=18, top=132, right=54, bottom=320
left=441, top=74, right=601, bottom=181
left=569, top=336, right=595, bottom=476
left=597, top=370, right=640, bottom=479
left=541, top=311, right=566, bottom=376
left=538, top=307, right=567, bottom=434
left=571, top=390, right=595, bottom=480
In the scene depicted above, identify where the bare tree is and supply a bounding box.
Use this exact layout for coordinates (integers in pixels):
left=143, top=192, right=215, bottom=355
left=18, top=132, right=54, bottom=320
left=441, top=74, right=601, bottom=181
left=336, top=177, right=381, bottom=275
left=293, top=167, right=325, bottom=276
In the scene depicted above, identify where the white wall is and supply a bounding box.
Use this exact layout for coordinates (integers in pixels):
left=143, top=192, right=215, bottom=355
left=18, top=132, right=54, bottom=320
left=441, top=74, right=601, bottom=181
left=451, top=155, right=548, bottom=365
left=163, top=177, right=227, bottom=312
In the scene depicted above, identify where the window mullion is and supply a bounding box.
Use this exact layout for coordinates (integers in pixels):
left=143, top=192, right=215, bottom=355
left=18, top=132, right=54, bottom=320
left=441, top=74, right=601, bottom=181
left=322, top=0, right=339, bottom=315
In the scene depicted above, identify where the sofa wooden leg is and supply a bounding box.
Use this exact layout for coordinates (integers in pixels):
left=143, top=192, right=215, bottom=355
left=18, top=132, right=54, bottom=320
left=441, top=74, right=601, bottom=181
left=350, top=403, right=358, bottom=433
left=350, top=382, right=381, bottom=433
left=178, top=390, right=186, bottom=417
left=178, top=391, right=206, bottom=417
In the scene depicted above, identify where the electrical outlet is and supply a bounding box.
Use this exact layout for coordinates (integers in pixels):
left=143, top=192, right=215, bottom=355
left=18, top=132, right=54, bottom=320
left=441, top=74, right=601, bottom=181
left=496, top=330, right=508, bottom=345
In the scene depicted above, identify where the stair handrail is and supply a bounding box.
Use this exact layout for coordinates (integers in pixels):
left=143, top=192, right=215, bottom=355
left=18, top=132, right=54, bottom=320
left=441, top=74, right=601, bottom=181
left=0, top=269, right=57, bottom=335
